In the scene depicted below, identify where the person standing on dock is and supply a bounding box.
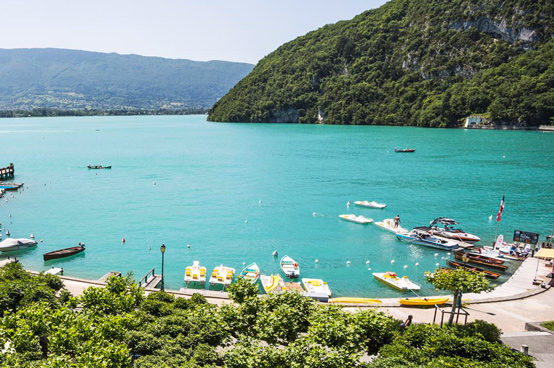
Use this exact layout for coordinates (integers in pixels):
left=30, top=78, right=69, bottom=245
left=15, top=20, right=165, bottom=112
left=394, top=215, right=401, bottom=228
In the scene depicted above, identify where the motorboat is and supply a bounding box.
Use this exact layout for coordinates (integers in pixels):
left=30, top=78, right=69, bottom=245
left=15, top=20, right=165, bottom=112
left=447, top=260, right=500, bottom=279
left=354, top=200, right=386, bottom=209
left=396, top=229, right=459, bottom=250
left=239, top=262, right=260, bottom=283
left=453, top=251, right=508, bottom=271
left=329, top=297, right=382, bottom=304
left=373, top=272, right=421, bottom=291
left=428, top=218, right=481, bottom=243
left=302, top=278, right=332, bottom=298
left=43, top=244, right=85, bottom=261
left=260, top=274, right=286, bottom=294
left=394, top=148, right=416, bottom=153
left=398, top=297, right=449, bottom=306
left=209, top=265, right=235, bottom=287
left=339, top=214, right=373, bottom=224
left=87, top=165, right=111, bottom=169
left=471, top=247, right=516, bottom=261
left=481, top=246, right=522, bottom=260
left=280, top=255, right=300, bottom=278
left=0, top=238, right=37, bottom=252
left=184, top=261, right=207, bottom=285
left=374, top=218, right=409, bottom=234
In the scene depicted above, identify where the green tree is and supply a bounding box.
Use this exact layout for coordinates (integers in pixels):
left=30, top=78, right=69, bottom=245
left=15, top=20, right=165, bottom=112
left=425, top=268, right=493, bottom=324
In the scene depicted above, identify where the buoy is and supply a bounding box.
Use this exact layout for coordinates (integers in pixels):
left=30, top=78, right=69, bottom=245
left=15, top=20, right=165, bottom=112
left=403, top=265, right=408, bottom=269
left=441, top=257, right=445, bottom=260
left=347, top=201, right=351, bottom=206
left=503, top=155, right=506, bottom=158
left=187, top=244, right=190, bottom=248
left=368, top=267, right=372, bottom=271
left=5, top=230, right=10, bottom=236
left=153, top=181, right=156, bottom=185
left=447, top=253, right=451, bottom=256
left=391, top=260, right=395, bottom=264
left=259, top=200, right=262, bottom=204
left=121, top=238, right=126, bottom=243
left=40, top=239, right=43, bottom=243
left=435, top=263, right=439, bottom=267
left=8, top=214, right=11, bottom=217
left=245, top=219, right=248, bottom=224
left=272, top=250, right=278, bottom=257
left=148, top=247, right=151, bottom=251
left=242, top=262, right=245, bottom=266
left=346, top=261, right=351, bottom=265
left=434, top=253, right=439, bottom=257
left=415, top=262, right=419, bottom=266
left=313, top=212, right=317, bottom=216
left=366, top=260, right=370, bottom=265
left=30, top=233, right=35, bottom=239
left=315, top=259, right=318, bottom=263
left=488, top=215, right=493, bottom=221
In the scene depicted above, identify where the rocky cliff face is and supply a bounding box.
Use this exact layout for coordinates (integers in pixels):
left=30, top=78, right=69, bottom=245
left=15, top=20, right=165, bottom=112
left=449, top=18, right=537, bottom=45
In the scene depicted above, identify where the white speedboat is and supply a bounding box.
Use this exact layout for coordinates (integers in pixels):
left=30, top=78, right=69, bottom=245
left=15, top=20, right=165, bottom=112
left=373, top=272, right=421, bottom=291
left=0, top=238, right=37, bottom=252
left=260, top=274, right=286, bottom=294
left=396, top=229, right=459, bottom=250
left=339, top=214, right=373, bottom=224
left=239, top=262, right=260, bottom=283
left=302, top=278, right=332, bottom=298
left=209, top=265, right=235, bottom=287
left=184, top=261, right=207, bottom=285
left=280, top=255, right=300, bottom=278
left=354, top=200, right=386, bottom=209
left=374, top=218, right=409, bottom=234
left=428, top=217, right=481, bottom=243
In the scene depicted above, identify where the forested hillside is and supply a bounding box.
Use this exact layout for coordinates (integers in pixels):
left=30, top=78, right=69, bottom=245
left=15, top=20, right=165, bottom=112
left=0, top=48, right=253, bottom=111
left=209, top=0, right=554, bottom=127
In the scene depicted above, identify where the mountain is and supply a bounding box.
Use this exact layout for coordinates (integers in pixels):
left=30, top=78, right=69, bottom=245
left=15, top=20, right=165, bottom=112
left=0, top=48, right=254, bottom=111
left=208, top=0, right=554, bottom=127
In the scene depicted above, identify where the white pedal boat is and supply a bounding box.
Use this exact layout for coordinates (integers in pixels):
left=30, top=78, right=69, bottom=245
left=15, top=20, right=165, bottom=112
left=302, top=278, right=332, bottom=298
left=209, top=265, right=235, bottom=287
left=339, top=214, right=373, bottom=224
left=354, top=200, right=386, bottom=209
left=184, top=261, right=207, bottom=285
left=373, top=272, right=421, bottom=291
left=374, top=218, right=409, bottom=234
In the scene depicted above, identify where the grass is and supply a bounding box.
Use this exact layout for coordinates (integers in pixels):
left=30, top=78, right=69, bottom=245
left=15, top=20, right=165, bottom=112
left=540, top=321, right=554, bottom=331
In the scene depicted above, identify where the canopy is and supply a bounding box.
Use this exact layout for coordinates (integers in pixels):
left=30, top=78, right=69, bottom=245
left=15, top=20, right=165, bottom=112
left=535, top=248, right=554, bottom=260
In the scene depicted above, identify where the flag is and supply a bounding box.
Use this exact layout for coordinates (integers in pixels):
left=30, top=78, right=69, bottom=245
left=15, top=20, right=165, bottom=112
left=496, top=195, right=505, bottom=222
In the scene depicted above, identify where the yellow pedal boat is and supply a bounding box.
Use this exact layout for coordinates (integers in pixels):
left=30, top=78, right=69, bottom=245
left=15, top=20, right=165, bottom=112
left=329, top=297, right=382, bottom=304
left=398, top=297, right=449, bottom=306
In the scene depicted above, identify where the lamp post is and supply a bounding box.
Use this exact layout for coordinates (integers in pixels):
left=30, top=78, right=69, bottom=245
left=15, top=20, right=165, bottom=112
left=160, top=243, right=166, bottom=291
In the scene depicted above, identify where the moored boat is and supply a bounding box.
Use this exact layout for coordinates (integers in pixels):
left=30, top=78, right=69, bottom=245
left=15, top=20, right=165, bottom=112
left=87, top=165, right=112, bottom=169
left=394, top=148, right=416, bottom=153
left=428, top=217, right=481, bottom=243
left=374, top=218, right=409, bottom=234
left=396, top=229, right=459, bottom=250
left=302, top=278, right=332, bottom=298
left=209, top=265, right=235, bottom=287
left=280, top=255, right=300, bottom=278
left=398, top=297, right=449, bottom=306
left=453, top=252, right=508, bottom=271
left=0, top=238, right=37, bottom=252
left=354, top=200, right=386, bottom=209
left=447, top=260, right=500, bottom=279
left=260, top=274, right=286, bottom=294
left=339, top=214, right=373, bottom=224
left=373, top=272, right=421, bottom=291
left=329, top=297, right=382, bottom=304
left=184, top=261, right=207, bottom=284
left=43, top=244, right=85, bottom=261
left=239, top=262, right=260, bottom=283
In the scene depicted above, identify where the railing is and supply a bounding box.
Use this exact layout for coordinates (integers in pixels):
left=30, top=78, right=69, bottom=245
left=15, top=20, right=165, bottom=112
left=433, top=304, right=469, bottom=326
left=138, top=268, right=155, bottom=287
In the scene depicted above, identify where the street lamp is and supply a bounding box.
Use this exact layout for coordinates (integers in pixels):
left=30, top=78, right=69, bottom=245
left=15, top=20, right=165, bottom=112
left=160, top=243, right=166, bottom=291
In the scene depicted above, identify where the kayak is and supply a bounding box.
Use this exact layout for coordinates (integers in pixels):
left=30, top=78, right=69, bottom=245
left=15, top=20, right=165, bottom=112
left=398, top=297, right=449, bottom=306
left=329, top=297, right=382, bottom=304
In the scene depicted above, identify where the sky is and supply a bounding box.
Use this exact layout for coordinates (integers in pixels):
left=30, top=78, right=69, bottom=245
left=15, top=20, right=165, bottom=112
left=0, top=0, right=388, bottom=64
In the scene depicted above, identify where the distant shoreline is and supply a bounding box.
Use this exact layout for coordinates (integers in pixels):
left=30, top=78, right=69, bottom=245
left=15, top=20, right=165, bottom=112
left=0, top=108, right=208, bottom=118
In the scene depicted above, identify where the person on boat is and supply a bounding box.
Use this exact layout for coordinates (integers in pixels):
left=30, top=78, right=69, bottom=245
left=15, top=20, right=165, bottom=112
left=401, top=315, right=413, bottom=331
left=394, top=215, right=400, bottom=228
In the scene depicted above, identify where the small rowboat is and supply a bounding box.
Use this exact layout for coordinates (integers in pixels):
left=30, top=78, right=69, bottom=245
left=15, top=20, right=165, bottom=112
left=329, top=297, right=382, bottom=304
left=398, top=297, right=449, bottom=306
left=43, top=244, right=85, bottom=261
left=447, top=260, right=500, bottom=279
left=454, top=252, right=508, bottom=271
left=394, top=148, right=415, bottom=153
left=239, top=262, right=260, bottom=283
left=354, top=200, right=386, bottom=209
left=280, top=255, right=300, bottom=278
left=87, top=165, right=111, bottom=169
left=260, top=274, right=286, bottom=294
left=339, top=214, right=373, bottom=224
left=373, top=272, right=421, bottom=291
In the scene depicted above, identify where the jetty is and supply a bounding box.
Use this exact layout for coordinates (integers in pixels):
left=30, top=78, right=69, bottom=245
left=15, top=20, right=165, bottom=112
left=0, top=164, right=14, bottom=180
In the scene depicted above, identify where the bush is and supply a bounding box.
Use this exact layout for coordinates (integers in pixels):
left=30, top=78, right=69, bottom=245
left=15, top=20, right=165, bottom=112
left=456, top=319, right=502, bottom=343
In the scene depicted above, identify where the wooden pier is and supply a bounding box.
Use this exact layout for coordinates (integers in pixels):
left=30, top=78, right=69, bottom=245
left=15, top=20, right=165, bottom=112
left=0, top=164, right=14, bottom=181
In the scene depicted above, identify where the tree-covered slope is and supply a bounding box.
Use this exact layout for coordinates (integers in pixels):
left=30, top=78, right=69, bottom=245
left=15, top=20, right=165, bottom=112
left=208, top=0, right=554, bottom=127
left=0, top=48, right=253, bottom=110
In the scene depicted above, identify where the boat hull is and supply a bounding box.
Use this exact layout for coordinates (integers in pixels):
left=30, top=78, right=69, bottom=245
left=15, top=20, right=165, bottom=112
left=43, top=245, right=85, bottom=261
left=396, top=233, right=458, bottom=250
left=398, top=297, right=449, bottom=306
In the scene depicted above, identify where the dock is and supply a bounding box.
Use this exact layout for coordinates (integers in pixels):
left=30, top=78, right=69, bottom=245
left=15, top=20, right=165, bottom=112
left=0, top=164, right=14, bottom=181
left=98, top=271, right=121, bottom=283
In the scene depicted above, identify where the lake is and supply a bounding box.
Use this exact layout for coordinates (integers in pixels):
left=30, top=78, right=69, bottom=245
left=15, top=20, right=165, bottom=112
left=1, top=115, right=553, bottom=297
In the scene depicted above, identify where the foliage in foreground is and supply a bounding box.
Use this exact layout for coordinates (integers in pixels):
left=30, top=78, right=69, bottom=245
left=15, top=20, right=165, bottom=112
left=0, top=264, right=534, bottom=367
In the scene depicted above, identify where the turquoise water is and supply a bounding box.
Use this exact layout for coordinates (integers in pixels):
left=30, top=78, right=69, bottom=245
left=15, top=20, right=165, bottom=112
left=1, top=116, right=553, bottom=297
